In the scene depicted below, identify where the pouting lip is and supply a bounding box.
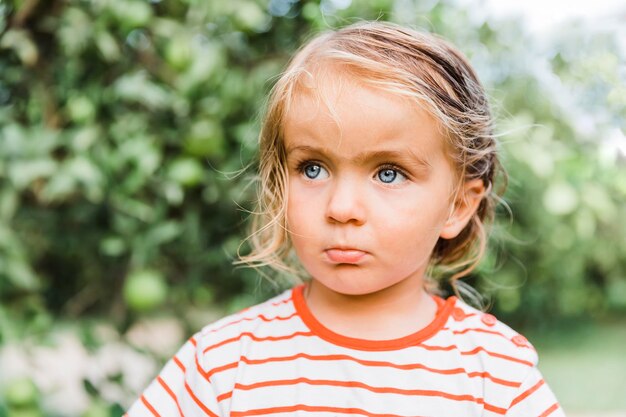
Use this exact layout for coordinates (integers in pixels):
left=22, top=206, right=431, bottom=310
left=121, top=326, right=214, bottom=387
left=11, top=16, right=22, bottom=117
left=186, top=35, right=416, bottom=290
left=324, top=246, right=369, bottom=253
left=324, top=247, right=369, bottom=264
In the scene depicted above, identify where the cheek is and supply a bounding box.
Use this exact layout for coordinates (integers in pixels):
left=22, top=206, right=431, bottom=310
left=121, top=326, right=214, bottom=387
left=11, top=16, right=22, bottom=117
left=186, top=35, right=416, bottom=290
left=376, top=193, right=451, bottom=244
left=286, top=183, right=315, bottom=235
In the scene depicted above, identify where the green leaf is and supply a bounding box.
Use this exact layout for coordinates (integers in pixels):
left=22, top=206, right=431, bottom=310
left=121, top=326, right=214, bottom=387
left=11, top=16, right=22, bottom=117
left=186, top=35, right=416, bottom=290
left=0, top=186, right=18, bottom=221
left=167, top=157, right=205, bottom=187
left=108, top=0, right=153, bottom=29
left=184, top=119, right=225, bottom=158
left=542, top=181, right=579, bottom=216
left=59, top=7, right=92, bottom=56
left=8, top=158, right=58, bottom=190
left=145, top=221, right=182, bottom=246
left=114, top=71, right=171, bottom=110
left=0, top=29, right=38, bottom=66
left=95, top=30, right=121, bottom=62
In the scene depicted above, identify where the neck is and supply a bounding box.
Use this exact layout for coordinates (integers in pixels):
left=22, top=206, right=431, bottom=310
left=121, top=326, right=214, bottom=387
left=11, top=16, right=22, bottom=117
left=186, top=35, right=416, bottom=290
left=304, top=279, right=437, bottom=340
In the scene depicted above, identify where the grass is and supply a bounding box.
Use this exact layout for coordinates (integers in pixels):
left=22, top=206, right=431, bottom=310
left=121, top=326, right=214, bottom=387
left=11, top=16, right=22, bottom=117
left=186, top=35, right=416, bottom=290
left=526, top=319, right=626, bottom=415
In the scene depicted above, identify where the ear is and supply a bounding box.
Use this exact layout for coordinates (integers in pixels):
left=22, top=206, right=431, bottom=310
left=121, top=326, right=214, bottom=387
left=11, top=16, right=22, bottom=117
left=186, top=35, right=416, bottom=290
left=440, top=179, right=486, bottom=240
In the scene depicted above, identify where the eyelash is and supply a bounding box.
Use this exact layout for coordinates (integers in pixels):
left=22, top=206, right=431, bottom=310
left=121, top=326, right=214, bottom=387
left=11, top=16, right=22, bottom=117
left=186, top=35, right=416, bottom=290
left=294, top=160, right=410, bottom=182
left=378, top=163, right=409, bottom=180
left=295, top=159, right=324, bottom=178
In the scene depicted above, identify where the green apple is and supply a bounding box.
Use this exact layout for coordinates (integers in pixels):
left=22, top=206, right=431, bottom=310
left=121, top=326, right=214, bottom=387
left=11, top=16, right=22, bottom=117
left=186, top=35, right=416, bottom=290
left=81, top=400, right=110, bottom=417
left=167, top=157, right=205, bottom=187
left=165, top=35, right=193, bottom=70
left=7, top=409, right=43, bottom=417
left=232, top=1, right=268, bottom=32
left=184, top=120, right=225, bottom=158
left=123, top=270, right=168, bottom=312
left=115, top=1, right=152, bottom=28
left=66, top=96, right=96, bottom=123
left=5, top=378, right=38, bottom=408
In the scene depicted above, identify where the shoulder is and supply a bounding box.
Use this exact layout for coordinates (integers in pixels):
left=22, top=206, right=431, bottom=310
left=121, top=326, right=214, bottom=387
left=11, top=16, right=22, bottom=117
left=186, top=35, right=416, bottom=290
left=197, top=288, right=297, bottom=339
left=443, top=297, right=538, bottom=368
left=439, top=298, right=564, bottom=416
left=186, top=288, right=301, bottom=364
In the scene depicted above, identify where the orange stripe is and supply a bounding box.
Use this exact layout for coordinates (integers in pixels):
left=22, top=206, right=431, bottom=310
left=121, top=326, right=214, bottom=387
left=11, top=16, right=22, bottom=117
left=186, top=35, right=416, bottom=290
left=447, top=327, right=534, bottom=349
left=231, top=404, right=425, bottom=417
left=462, top=346, right=533, bottom=367
left=510, top=379, right=545, bottom=407
left=190, top=336, right=197, bottom=347
left=173, top=356, right=186, bottom=372
left=195, top=350, right=210, bottom=379
left=201, top=331, right=529, bottom=367
left=449, top=327, right=521, bottom=342
left=206, top=353, right=521, bottom=388
left=450, top=327, right=507, bottom=337
left=419, top=343, right=457, bottom=351
left=452, top=312, right=478, bottom=322
left=157, top=376, right=183, bottom=417
left=217, top=390, right=232, bottom=402
left=208, top=312, right=299, bottom=334
left=202, top=341, right=531, bottom=378
left=206, top=359, right=239, bottom=379
left=184, top=381, right=219, bottom=417
left=228, top=377, right=507, bottom=414
left=467, top=371, right=520, bottom=387
left=419, top=344, right=534, bottom=367
left=202, top=331, right=314, bottom=354
left=270, top=297, right=293, bottom=306
left=140, top=395, right=161, bottom=417
left=484, top=402, right=508, bottom=415
left=539, top=403, right=560, bottom=417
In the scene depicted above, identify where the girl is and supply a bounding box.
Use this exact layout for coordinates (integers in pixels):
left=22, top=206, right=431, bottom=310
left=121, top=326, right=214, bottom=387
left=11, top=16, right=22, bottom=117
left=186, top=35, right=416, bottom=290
left=126, top=21, right=564, bottom=417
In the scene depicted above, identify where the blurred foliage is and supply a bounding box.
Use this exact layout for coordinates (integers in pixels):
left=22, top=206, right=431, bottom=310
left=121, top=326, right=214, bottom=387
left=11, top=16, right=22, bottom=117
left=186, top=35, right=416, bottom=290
left=0, top=0, right=625, bottom=414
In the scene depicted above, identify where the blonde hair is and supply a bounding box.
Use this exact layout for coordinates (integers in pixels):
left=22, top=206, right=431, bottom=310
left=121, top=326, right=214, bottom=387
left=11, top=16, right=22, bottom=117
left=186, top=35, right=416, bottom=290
left=237, top=21, right=505, bottom=296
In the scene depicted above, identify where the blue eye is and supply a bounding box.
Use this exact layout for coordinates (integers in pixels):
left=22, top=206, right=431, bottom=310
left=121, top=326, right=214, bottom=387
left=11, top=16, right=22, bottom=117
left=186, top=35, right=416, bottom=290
left=377, top=167, right=407, bottom=184
left=301, top=163, right=329, bottom=180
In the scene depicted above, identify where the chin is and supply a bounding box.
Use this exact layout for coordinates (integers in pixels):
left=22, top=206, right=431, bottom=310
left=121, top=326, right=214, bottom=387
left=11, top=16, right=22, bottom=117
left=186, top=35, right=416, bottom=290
left=315, top=274, right=394, bottom=297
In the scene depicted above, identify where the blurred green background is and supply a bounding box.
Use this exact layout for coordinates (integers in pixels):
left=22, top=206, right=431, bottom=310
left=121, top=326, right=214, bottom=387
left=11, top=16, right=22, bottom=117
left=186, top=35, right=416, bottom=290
left=0, top=0, right=624, bottom=415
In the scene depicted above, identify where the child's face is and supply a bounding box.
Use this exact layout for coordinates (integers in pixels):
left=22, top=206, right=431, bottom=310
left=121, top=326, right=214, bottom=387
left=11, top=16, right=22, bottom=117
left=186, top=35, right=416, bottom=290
left=283, top=71, right=475, bottom=297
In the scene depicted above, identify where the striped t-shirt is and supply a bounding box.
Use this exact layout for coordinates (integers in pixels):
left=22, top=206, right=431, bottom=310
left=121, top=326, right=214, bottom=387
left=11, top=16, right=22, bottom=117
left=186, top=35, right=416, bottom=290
left=126, top=285, right=564, bottom=417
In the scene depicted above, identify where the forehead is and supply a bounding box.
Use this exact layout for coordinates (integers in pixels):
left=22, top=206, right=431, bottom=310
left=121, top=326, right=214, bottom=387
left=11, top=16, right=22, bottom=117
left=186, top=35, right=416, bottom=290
left=282, top=67, right=447, bottom=158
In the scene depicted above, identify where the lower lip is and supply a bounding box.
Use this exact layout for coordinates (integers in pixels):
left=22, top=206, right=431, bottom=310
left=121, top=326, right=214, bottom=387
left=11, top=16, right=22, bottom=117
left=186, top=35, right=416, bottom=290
left=325, top=249, right=367, bottom=264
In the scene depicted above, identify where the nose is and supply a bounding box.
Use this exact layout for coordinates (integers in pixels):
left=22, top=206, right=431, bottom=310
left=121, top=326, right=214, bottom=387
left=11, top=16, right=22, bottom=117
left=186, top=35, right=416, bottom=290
left=325, top=176, right=366, bottom=225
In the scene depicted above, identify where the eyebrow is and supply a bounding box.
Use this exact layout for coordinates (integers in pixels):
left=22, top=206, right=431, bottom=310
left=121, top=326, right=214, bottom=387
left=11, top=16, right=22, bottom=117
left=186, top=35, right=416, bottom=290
left=286, top=145, right=433, bottom=169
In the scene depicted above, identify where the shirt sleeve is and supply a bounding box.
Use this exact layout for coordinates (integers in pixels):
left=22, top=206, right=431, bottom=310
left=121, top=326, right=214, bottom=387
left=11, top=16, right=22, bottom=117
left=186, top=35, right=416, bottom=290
left=125, top=334, right=222, bottom=417
left=506, top=366, right=566, bottom=417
